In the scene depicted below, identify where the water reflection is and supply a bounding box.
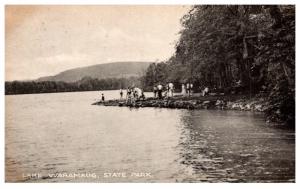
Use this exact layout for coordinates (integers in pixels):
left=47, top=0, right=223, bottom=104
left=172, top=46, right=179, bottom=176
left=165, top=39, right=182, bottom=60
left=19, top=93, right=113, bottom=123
left=177, top=110, right=295, bottom=182
left=5, top=91, right=295, bottom=182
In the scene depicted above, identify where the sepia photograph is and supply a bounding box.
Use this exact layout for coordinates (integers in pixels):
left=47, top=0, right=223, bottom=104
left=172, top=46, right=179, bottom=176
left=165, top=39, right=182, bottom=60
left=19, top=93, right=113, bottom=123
left=4, top=3, right=295, bottom=183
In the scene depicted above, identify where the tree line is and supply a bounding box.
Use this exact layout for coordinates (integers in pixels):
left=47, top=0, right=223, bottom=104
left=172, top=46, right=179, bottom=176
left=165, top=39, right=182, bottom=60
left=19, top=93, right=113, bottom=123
left=5, top=5, right=294, bottom=125
left=142, top=5, right=295, bottom=125
left=5, top=76, right=141, bottom=95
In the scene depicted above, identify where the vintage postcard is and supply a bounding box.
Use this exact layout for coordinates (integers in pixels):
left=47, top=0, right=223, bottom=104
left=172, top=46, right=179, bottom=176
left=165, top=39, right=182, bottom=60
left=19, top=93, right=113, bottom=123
left=5, top=4, right=295, bottom=183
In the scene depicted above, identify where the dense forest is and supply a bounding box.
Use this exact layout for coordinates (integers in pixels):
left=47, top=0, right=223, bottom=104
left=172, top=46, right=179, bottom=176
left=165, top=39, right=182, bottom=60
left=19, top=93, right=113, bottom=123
left=142, top=5, right=295, bottom=125
left=5, top=76, right=141, bottom=95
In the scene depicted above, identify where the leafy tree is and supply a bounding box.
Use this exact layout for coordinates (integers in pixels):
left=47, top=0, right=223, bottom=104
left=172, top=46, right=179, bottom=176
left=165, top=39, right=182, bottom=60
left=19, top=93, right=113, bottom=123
left=141, top=5, right=295, bottom=126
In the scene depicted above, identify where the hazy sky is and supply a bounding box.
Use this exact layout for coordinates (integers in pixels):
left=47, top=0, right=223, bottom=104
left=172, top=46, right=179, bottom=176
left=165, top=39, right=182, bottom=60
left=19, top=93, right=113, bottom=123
left=5, top=5, right=190, bottom=81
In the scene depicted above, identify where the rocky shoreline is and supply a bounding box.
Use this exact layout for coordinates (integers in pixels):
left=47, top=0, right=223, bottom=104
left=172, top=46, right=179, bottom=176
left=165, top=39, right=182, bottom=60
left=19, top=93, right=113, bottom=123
left=92, top=94, right=268, bottom=112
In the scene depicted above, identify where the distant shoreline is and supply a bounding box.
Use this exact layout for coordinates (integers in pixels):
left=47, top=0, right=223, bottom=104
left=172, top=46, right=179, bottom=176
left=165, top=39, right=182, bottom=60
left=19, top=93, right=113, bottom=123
left=4, top=89, right=119, bottom=96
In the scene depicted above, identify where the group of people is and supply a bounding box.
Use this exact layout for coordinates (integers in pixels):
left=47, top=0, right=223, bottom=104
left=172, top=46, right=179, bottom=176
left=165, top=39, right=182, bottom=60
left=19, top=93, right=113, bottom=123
left=100, top=82, right=211, bottom=102
left=153, top=82, right=174, bottom=99
left=122, top=87, right=145, bottom=103
left=152, top=82, right=194, bottom=99
left=100, top=87, right=145, bottom=103
left=182, top=83, right=210, bottom=96
left=181, top=83, right=194, bottom=96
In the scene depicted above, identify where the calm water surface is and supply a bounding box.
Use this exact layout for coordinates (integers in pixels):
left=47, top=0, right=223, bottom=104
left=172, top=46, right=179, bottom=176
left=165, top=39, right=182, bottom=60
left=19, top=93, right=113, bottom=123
left=5, top=91, right=295, bottom=182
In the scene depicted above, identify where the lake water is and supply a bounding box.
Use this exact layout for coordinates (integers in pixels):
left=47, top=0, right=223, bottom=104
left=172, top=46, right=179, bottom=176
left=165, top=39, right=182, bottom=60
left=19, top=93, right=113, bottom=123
left=5, top=90, right=295, bottom=182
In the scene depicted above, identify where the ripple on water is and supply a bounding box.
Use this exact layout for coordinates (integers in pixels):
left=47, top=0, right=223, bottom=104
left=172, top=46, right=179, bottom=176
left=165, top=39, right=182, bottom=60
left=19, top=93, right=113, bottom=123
left=5, top=92, right=295, bottom=182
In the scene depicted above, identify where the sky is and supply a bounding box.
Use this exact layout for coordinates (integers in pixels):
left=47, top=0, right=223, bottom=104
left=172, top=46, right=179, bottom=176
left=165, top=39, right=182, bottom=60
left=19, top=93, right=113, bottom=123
left=5, top=5, right=190, bottom=81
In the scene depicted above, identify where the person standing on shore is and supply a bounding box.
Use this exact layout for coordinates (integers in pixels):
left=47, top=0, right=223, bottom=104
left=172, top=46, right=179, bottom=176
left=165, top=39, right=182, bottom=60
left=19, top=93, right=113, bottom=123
left=203, top=86, right=209, bottom=96
left=126, top=87, right=132, bottom=103
left=153, top=86, right=158, bottom=98
left=166, top=84, right=170, bottom=96
left=101, top=93, right=105, bottom=102
left=181, top=84, right=186, bottom=95
left=120, top=89, right=123, bottom=99
left=168, top=82, right=174, bottom=97
left=186, top=83, right=190, bottom=96
left=157, top=84, right=163, bottom=99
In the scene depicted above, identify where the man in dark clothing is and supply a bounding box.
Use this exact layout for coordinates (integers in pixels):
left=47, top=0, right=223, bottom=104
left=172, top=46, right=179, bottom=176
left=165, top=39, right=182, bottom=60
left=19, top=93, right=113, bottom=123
left=120, top=89, right=123, bottom=99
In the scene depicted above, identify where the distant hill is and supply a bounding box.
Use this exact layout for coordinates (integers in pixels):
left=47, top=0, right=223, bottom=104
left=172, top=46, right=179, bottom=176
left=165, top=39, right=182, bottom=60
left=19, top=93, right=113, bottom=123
left=37, top=61, right=152, bottom=83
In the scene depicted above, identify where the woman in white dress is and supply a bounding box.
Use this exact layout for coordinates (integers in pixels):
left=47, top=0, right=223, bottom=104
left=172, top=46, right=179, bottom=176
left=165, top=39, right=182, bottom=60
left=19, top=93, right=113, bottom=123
left=181, top=84, right=186, bottom=95
left=168, top=83, right=174, bottom=97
